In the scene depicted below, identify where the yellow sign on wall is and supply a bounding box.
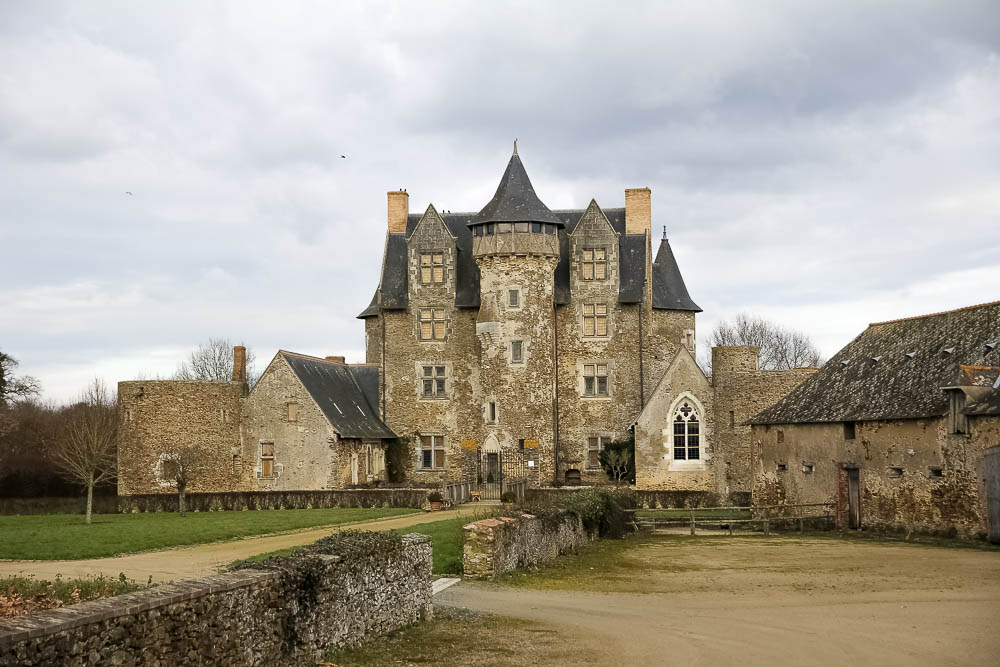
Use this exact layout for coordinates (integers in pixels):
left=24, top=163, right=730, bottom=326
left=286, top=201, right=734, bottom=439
left=460, top=439, right=478, bottom=451
left=523, top=439, right=540, bottom=449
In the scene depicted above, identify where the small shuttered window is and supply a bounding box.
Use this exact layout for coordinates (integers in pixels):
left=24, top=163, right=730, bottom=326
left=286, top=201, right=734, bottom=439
left=420, top=435, right=445, bottom=469
left=419, top=309, right=447, bottom=341
left=420, top=253, right=444, bottom=284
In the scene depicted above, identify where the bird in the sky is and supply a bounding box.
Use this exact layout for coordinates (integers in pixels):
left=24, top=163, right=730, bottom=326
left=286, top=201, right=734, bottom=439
left=125, top=191, right=133, bottom=196
left=340, top=155, right=346, bottom=159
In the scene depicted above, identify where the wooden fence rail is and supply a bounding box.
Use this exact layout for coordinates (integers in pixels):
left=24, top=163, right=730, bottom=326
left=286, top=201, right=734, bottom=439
left=638, top=503, right=835, bottom=536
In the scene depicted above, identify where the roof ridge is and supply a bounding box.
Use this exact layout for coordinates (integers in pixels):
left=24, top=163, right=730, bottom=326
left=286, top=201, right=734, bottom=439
left=869, top=300, right=1000, bottom=327
left=278, top=350, right=360, bottom=366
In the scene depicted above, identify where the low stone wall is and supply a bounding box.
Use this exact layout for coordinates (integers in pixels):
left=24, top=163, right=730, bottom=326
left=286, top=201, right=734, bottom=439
left=0, top=534, right=432, bottom=666
left=117, top=488, right=433, bottom=513
left=463, top=513, right=591, bottom=579
left=524, top=487, right=750, bottom=509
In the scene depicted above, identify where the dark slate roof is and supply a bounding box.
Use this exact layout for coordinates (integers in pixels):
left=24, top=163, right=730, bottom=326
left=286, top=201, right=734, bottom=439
left=359, top=205, right=695, bottom=316
left=750, top=301, right=1000, bottom=425
left=281, top=352, right=396, bottom=439
left=471, top=152, right=564, bottom=227
left=966, top=387, right=1000, bottom=416
left=651, top=238, right=701, bottom=312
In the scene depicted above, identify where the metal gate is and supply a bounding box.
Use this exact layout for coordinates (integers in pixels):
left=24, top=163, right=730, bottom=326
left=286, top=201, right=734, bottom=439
left=476, top=449, right=528, bottom=501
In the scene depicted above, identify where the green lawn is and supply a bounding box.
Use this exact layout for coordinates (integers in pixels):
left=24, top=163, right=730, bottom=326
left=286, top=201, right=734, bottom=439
left=393, top=516, right=469, bottom=575
left=0, top=507, right=419, bottom=560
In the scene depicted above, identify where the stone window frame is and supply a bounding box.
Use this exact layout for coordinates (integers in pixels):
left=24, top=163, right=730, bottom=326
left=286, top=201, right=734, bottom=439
left=586, top=433, right=612, bottom=470
left=583, top=363, right=610, bottom=397
left=419, top=252, right=446, bottom=285
left=581, top=247, right=608, bottom=281
left=418, top=363, right=449, bottom=400
left=418, top=434, right=446, bottom=470
left=582, top=303, right=609, bottom=337
left=663, top=393, right=708, bottom=471
left=510, top=340, right=525, bottom=365
left=484, top=400, right=499, bottom=424
left=286, top=402, right=300, bottom=422
left=507, top=287, right=522, bottom=310
left=418, top=307, right=447, bottom=341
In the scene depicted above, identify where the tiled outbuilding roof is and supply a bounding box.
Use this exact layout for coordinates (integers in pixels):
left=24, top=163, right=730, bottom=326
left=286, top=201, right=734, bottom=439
left=280, top=352, right=395, bottom=440
left=749, top=301, right=1000, bottom=424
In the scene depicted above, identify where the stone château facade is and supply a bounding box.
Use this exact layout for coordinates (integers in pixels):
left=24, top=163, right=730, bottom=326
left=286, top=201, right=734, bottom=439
left=358, top=146, right=813, bottom=494
left=118, top=146, right=815, bottom=498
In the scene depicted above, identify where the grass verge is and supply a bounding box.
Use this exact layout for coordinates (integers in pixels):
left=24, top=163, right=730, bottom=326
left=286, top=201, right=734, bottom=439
left=392, top=516, right=469, bottom=575
left=323, top=607, right=573, bottom=667
left=0, top=507, right=420, bottom=560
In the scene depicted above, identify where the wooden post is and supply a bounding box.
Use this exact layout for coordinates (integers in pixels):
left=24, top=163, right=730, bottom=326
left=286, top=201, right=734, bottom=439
left=690, top=508, right=696, bottom=536
left=799, top=517, right=804, bottom=533
left=764, top=517, right=770, bottom=536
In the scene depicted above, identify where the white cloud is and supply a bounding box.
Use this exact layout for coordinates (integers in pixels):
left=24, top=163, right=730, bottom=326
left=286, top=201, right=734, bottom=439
left=1, top=1, right=998, bottom=403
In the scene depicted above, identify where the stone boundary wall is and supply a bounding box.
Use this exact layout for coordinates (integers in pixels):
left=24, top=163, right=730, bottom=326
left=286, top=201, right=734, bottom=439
left=117, top=488, right=433, bottom=513
left=0, top=535, right=432, bottom=666
left=524, top=487, right=750, bottom=508
left=463, top=513, right=590, bottom=579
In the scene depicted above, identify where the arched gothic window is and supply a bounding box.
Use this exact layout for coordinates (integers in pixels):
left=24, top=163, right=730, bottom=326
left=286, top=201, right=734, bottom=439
left=673, top=401, right=700, bottom=460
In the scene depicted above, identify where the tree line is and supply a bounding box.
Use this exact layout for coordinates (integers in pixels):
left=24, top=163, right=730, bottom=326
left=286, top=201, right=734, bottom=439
left=0, top=339, right=258, bottom=522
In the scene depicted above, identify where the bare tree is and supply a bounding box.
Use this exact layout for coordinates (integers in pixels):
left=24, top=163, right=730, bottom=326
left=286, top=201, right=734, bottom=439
left=159, top=446, right=209, bottom=517
left=702, top=313, right=823, bottom=373
left=0, top=351, right=40, bottom=407
left=52, top=380, right=117, bottom=524
left=174, top=337, right=259, bottom=387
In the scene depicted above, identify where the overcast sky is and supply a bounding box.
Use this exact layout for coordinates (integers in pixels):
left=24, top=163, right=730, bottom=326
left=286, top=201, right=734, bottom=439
left=2, top=1, right=998, bottom=403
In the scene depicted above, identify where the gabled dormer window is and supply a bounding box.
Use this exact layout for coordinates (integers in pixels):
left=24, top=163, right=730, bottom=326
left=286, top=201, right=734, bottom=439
left=581, top=248, right=607, bottom=281
left=420, top=253, right=445, bottom=284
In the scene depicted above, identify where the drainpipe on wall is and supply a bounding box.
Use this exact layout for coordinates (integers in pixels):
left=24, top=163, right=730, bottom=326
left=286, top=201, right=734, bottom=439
left=552, top=300, right=560, bottom=486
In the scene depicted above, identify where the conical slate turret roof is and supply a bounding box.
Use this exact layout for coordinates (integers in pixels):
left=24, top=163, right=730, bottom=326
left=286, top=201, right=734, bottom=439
left=471, top=145, right=564, bottom=227
left=652, top=237, right=701, bottom=312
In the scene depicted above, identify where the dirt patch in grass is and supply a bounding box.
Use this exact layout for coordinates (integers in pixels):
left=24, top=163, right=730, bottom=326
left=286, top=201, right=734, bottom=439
left=323, top=606, right=606, bottom=667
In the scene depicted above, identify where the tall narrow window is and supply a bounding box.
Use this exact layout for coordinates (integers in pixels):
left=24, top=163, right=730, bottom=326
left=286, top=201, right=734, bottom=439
left=508, top=289, right=520, bottom=308
left=672, top=401, right=700, bottom=460
left=583, top=364, right=609, bottom=396
left=843, top=422, right=856, bottom=440
left=588, top=436, right=606, bottom=469
left=260, top=442, right=275, bottom=478
left=422, top=365, right=447, bottom=398
left=419, top=308, right=447, bottom=341
left=420, top=253, right=444, bottom=284
left=582, top=248, right=607, bottom=280
left=488, top=401, right=498, bottom=423
left=583, top=303, right=608, bottom=336
left=286, top=402, right=299, bottom=422
left=729, top=410, right=735, bottom=430
left=420, top=435, right=445, bottom=469
left=511, top=340, right=524, bottom=364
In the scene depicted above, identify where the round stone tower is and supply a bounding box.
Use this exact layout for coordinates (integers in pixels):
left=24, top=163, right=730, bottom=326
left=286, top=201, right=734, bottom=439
left=469, top=144, right=563, bottom=485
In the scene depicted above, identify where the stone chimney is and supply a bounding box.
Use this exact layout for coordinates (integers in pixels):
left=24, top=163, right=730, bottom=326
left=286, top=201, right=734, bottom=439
left=325, top=356, right=346, bottom=364
left=625, top=187, right=651, bottom=236
left=232, top=346, right=248, bottom=395
left=387, top=190, right=409, bottom=235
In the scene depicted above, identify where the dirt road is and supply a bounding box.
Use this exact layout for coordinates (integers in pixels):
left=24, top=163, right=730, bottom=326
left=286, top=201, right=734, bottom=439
left=0, top=505, right=484, bottom=583
left=436, top=536, right=1000, bottom=666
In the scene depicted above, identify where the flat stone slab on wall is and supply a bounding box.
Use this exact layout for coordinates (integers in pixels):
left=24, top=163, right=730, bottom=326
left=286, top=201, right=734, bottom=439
left=463, top=512, right=590, bottom=579
left=117, top=488, right=433, bottom=513
left=0, top=534, right=432, bottom=666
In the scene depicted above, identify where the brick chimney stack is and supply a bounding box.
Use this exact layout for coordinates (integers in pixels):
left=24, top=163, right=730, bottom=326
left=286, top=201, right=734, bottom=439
left=325, top=356, right=346, bottom=364
left=625, top=187, right=651, bottom=236
left=232, top=346, right=247, bottom=384
left=387, top=190, right=409, bottom=235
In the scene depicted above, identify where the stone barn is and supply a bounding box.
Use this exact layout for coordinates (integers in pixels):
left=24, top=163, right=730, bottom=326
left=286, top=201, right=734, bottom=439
left=749, top=301, right=1000, bottom=537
